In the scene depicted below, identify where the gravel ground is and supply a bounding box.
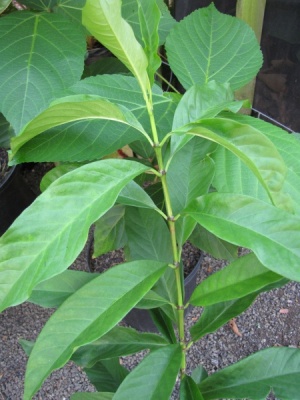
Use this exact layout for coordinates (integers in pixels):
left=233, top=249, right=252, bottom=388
left=1, top=246, right=300, bottom=400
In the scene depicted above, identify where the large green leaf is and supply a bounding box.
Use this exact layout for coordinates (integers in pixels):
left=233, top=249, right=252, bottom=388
left=190, top=252, right=282, bottom=307
left=24, top=259, right=168, bottom=399
left=113, top=345, right=182, bottom=399
left=180, top=376, right=204, bottom=400
left=72, top=326, right=168, bottom=368
left=82, top=0, right=150, bottom=98
left=176, top=117, right=288, bottom=209
left=0, top=159, right=148, bottom=312
left=0, top=11, right=86, bottom=133
left=184, top=193, right=300, bottom=281
left=11, top=95, right=147, bottom=163
left=84, top=358, right=129, bottom=392
left=165, top=3, right=262, bottom=91
left=117, top=181, right=159, bottom=211
left=199, top=347, right=300, bottom=399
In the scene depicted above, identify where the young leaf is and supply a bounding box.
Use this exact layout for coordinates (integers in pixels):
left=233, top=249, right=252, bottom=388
left=199, top=347, right=300, bottom=400
left=113, top=345, right=182, bottom=400
left=184, top=193, right=300, bottom=281
left=24, top=259, right=168, bottom=399
left=180, top=375, right=205, bottom=400
left=72, top=326, right=168, bottom=368
left=190, top=252, right=283, bottom=307
left=0, top=159, right=148, bottom=312
left=0, top=11, right=86, bottom=133
left=84, top=358, right=128, bottom=392
left=165, top=3, right=262, bottom=91
left=82, top=0, right=150, bottom=98
left=11, top=95, right=148, bottom=163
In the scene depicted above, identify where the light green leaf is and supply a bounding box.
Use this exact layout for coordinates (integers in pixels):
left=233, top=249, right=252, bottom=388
left=190, top=224, right=238, bottom=261
left=167, top=137, right=215, bottom=214
left=137, top=0, right=161, bottom=85
left=190, top=252, right=282, bottom=307
left=165, top=3, right=262, bottom=91
left=11, top=95, right=148, bottom=163
left=176, top=117, right=288, bottom=209
left=0, top=0, right=11, bottom=14
left=0, top=159, right=148, bottom=312
left=191, top=366, right=208, bottom=385
left=72, top=326, right=168, bottom=368
left=199, top=347, right=300, bottom=400
left=84, top=358, right=128, bottom=392
left=24, top=259, right=168, bottom=399
left=135, top=290, right=171, bottom=309
left=93, top=205, right=127, bottom=257
left=117, top=181, right=159, bottom=211
left=29, top=270, right=97, bottom=308
left=175, top=216, right=197, bottom=247
left=40, top=163, right=81, bottom=192
left=113, top=345, right=182, bottom=399
left=184, top=193, right=300, bottom=281
left=82, top=0, right=150, bottom=98
left=71, top=393, right=114, bottom=400
left=190, top=293, right=257, bottom=341
left=0, top=11, right=86, bottom=133
left=180, top=375, right=204, bottom=400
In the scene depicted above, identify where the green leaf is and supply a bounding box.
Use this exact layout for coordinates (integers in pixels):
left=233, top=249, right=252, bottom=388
left=167, top=137, right=215, bottom=214
left=180, top=375, right=204, bottom=400
left=190, top=293, right=257, bottom=341
left=83, top=57, right=129, bottom=79
left=84, top=358, right=128, bottom=392
left=172, top=81, right=245, bottom=130
left=0, top=159, right=148, bottom=312
left=71, top=393, right=114, bottom=400
left=190, top=224, right=238, bottom=261
left=93, top=205, right=127, bottom=257
left=176, top=117, right=288, bottom=209
left=40, top=163, right=80, bottom=192
left=190, top=252, right=283, bottom=307
left=135, top=290, right=171, bottom=309
left=191, top=365, right=208, bottom=385
left=148, top=308, right=177, bottom=344
left=165, top=3, right=262, bottom=91
left=11, top=95, right=148, bottom=163
left=184, top=193, right=300, bottom=281
left=82, top=0, right=150, bottom=98
left=117, top=181, right=159, bottom=211
left=0, top=113, right=14, bottom=149
left=0, top=0, right=10, bottom=14
left=24, top=259, right=168, bottom=399
left=199, top=347, right=300, bottom=400
left=0, top=11, right=86, bottom=133
left=137, top=0, right=161, bottom=85
left=113, top=345, right=182, bottom=399
left=72, top=326, right=168, bottom=368
left=28, top=270, right=97, bottom=308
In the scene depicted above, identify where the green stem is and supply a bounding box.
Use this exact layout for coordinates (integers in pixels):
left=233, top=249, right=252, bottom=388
left=145, top=93, right=186, bottom=376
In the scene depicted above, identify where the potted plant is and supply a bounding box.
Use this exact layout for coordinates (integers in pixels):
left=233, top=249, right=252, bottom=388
left=1, top=0, right=300, bottom=399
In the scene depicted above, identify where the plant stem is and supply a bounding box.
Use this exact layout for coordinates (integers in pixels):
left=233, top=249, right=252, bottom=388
left=146, top=93, right=186, bottom=376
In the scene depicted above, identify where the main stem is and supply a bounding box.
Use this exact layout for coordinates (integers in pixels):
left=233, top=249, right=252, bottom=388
left=146, top=96, right=186, bottom=376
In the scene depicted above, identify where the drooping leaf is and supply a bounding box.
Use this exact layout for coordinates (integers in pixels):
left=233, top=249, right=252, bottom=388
left=190, top=252, right=283, bottom=307
left=28, top=270, right=97, bottom=308
left=148, top=308, right=177, bottom=344
left=0, top=11, right=86, bottom=133
left=165, top=3, right=262, bottom=91
left=0, top=159, right=148, bottom=312
left=199, top=347, right=300, bottom=400
left=180, top=375, right=205, bottom=400
left=71, top=393, right=114, bottom=400
left=184, top=193, right=300, bottom=281
left=72, top=326, right=168, bottom=368
left=11, top=95, right=148, bottom=163
left=189, top=224, right=238, bottom=261
left=113, top=345, right=182, bottom=400
left=82, top=0, right=150, bottom=97
left=24, top=259, right=168, bottom=399
left=176, top=117, right=288, bottom=209
left=84, top=358, right=129, bottom=392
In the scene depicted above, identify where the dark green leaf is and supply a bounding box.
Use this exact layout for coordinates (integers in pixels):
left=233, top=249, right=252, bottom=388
left=180, top=375, right=204, bottom=400
left=149, top=308, right=177, bottom=344
left=113, top=345, right=182, bottom=399
left=199, top=347, right=300, bottom=400
left=0, top=113, right=14, bottom=149
left=71, top=393, right=114, bottom=400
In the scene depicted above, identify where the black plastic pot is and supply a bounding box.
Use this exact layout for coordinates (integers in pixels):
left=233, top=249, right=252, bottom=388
left=0, top=165, right=36, bottom=235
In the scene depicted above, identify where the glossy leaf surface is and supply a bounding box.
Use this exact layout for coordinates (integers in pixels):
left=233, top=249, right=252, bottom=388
left=0, top=11, right=85, bottom=133
left=165, top=4, right=262, bottom=90
left=113, top=345, right=182, bottom=399
left=0, top=159, right=148, bottom=312
left=199, top=347, right=300, bottom=399
left=24, top=260, right=168, bottom=399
